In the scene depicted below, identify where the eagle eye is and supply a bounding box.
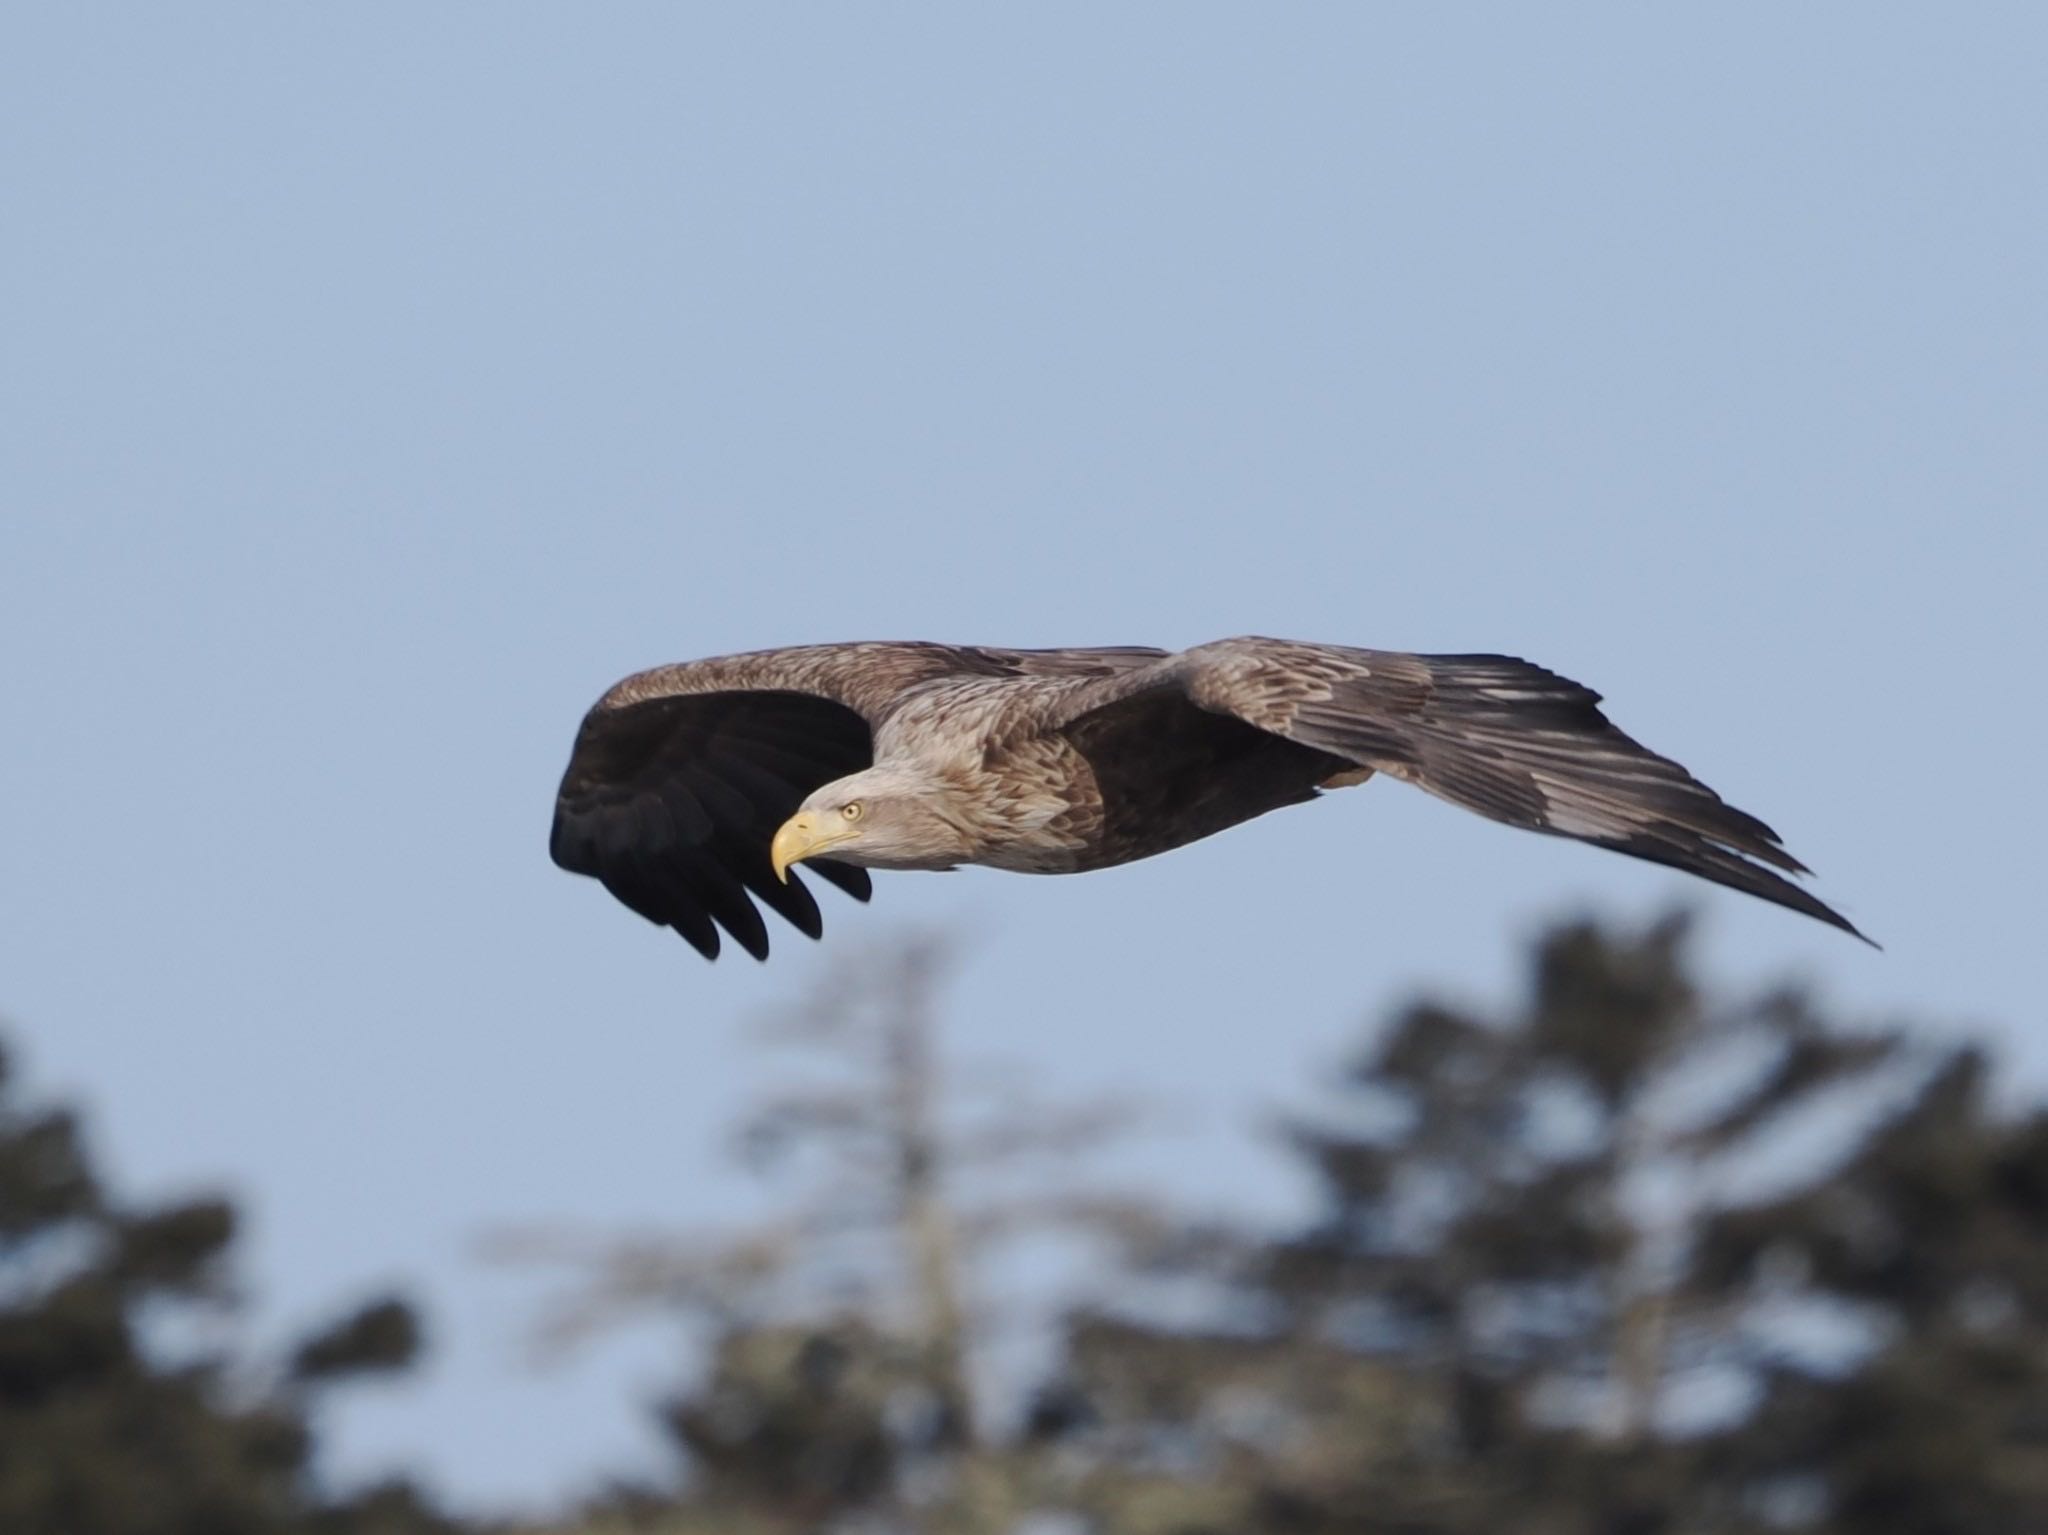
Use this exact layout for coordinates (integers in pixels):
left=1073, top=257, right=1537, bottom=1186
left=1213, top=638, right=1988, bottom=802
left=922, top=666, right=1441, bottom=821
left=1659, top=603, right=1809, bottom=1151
left=840, top=801, right=864, bottom=822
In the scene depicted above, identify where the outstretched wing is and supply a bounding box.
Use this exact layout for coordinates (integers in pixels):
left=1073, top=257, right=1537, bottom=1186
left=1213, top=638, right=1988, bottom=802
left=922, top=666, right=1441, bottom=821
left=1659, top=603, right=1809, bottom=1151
left=552, top=642, right=1166, bottom=960
left=1063, top=638, right=1869, bottom=942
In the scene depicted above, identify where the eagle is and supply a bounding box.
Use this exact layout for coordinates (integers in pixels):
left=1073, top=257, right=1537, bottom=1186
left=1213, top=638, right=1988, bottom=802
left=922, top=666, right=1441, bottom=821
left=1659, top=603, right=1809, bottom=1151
left=549, top=638, right=1866, bottom=960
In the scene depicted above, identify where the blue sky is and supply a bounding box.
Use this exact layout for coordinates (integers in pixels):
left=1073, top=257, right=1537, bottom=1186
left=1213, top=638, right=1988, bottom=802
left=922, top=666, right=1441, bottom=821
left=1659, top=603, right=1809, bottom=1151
left=3, top=4, right=2043, bottom=1513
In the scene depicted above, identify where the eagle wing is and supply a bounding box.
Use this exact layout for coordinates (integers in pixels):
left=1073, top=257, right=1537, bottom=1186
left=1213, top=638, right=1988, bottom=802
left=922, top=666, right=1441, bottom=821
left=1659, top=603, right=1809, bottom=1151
left=552, top=642, right=1164, bottom=960
left=1053, top=637, right=1868, bottom=942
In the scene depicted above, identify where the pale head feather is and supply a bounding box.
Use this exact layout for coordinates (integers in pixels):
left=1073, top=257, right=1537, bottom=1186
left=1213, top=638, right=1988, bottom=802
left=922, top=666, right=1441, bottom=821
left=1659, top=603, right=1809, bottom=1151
left=796, top=764, right=973, bottom=871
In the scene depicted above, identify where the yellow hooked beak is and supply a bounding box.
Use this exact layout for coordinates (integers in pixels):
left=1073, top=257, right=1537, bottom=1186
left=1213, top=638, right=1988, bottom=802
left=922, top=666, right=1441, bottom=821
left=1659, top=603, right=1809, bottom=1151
left=769, top=812, right=859, bottom=883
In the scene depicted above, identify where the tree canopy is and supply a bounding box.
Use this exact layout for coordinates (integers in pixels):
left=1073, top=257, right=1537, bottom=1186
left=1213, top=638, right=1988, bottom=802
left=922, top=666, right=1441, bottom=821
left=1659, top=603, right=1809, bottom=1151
left=0, top=1035, right=452, bottom=1535
left=12, top=913, right=2048, bottom=1534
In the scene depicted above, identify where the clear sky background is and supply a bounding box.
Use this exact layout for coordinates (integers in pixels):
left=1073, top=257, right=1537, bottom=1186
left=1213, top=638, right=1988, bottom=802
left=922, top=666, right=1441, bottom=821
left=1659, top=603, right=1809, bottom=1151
left=3, top=4, right=2043, bottom=1514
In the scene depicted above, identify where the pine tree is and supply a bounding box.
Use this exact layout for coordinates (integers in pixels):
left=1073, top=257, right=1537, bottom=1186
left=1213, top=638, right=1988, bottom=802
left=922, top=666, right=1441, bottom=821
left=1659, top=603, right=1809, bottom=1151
left=0, top=1032, right=458, bottom=1535
left=489, top=931, right=1154, bottom=1532
left=1051, top=914, right=2048, bottom=1534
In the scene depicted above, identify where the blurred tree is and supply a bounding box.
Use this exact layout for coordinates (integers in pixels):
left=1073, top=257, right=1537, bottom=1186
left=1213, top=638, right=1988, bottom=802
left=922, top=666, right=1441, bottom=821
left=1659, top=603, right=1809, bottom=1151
left=487, top=932, right=1156, bottom=1530
left=510, top=916, right=2048, bottom=1535
left=1046, top=914, right=2048, bottom=1534
left=1697, top=1046, right=2048, bottom=1533
left=0, top=1032, right=458, bottom=1535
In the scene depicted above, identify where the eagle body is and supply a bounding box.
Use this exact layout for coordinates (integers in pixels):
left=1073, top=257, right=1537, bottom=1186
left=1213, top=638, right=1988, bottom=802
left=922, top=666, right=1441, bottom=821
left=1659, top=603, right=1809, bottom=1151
left=866, top=671, right=1348, bottom=876
left=551, top=638, right=1866, bottom=961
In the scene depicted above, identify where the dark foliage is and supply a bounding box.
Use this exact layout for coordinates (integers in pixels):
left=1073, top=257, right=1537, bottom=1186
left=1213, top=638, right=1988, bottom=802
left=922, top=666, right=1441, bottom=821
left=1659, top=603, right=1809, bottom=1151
left=0, top=1034, right=457, bottom=1535
left=658, top=1320, right=902, bottom=1523
left=16, top=915, right=2048, bottom=1534
left=1045, top=915, right=2048, bottom=1534
left=292, top=1297, right=424, bottom=1384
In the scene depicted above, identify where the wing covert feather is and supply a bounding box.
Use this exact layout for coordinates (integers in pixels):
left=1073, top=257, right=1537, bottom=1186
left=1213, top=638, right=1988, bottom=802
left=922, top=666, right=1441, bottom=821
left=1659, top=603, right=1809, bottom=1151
left=1057, top=638, right=1867, bottom=942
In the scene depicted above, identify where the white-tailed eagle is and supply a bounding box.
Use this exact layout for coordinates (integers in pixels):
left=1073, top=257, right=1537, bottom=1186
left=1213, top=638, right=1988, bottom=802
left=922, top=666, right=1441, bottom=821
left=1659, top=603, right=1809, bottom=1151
left=550, top=639, right=1866, bottom=960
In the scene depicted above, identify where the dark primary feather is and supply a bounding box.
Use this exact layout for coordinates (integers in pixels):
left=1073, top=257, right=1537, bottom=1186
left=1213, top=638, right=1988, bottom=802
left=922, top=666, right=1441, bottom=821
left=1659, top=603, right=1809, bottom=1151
left=549, top=688, right=876, bottom=960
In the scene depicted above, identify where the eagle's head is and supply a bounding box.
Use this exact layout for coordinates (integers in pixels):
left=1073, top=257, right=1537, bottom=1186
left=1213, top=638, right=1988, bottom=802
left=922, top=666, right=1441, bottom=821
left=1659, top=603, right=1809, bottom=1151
left=771, top=764, right=970, bottom=877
